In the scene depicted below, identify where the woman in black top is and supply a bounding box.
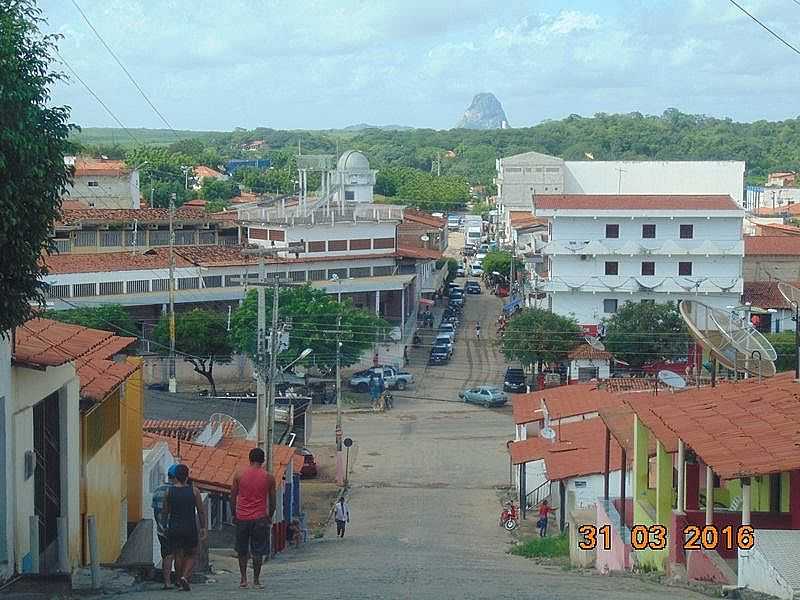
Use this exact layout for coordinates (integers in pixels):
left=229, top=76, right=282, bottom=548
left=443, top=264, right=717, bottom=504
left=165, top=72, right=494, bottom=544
left=162, top=464, right=207, bottom=591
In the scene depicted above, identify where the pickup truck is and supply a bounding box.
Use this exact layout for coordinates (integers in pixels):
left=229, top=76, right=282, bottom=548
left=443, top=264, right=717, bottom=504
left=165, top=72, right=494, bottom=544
left=349, top=365, right=415, bottom=392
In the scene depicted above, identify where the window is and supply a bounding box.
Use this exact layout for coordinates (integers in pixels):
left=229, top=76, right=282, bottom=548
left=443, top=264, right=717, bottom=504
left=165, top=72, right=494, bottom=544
left=87, top=181, right=99, bottom=187
left=349, top=267, right=371, bottom=278
left=289, top=270, right=306, bottom=282
left=268, top=229, right=285, bottom=241
left=605, top=224, right=619, bottom=239
left=372, top=265, right=393, bottom=276
left=328, top=268, right=347, bottom=280
left=224, top=275, right=241, bottom=287
left=100, top=231, right=123, bottom=247
left=308, top=269, right=327, bottom=281
left=202, top=275, right=222, bottom=288
left=680, top=224, right=694, bottom=239
left=126, top=279, right=149, bottom=294
left=152, top=278, right=170, bottom=291
left=641, top=262, right=655, bottom=276
left=308, top=241, right=326, bottom=252
left=344, top=190, right=355, bottom=201
left=350, top=239, right=371, bottom=250
left=678, top=262, right=693, bottom=276
left=74, top=230, right=97, bottom=247
left=178, top=277, right=199, bottom=290
left=328, top=240, right=348, bottom=252
left=149, top=230, right=170, bottom=246
left=73, top=283, right=97, bottom=297
left=249, top=228, right=268, bottom=240
left=642, top=224, right=656, bottom=238
left=604, top=261, right=619, bottom=275
left=99, top=281, right=124, bottom=296
left=373, top=237, right=395, bottom=250
left=198, top=231, right=216, bottom=245
left=46, top=284, right=70, bottom=299
left=603, top=299, right=618, bottom=314
left=175, top=230, right=196, bottom=245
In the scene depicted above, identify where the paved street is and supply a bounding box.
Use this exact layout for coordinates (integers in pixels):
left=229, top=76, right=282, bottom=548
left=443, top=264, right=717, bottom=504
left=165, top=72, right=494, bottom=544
left=124, top=275, right=706, bottom=600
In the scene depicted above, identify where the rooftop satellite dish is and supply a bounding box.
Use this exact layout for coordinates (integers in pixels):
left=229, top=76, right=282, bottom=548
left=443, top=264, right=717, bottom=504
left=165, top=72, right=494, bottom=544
left=658, top=370, right=687, bottom=390
left=585, top=336, right=606, bottom=352
left=680, top=300, right=776, bottom=377
left=207, top=413, right=248, bottom=439
left=778, top=282, right=800, bottom=309
left=540, top=427, right=556, bottom=441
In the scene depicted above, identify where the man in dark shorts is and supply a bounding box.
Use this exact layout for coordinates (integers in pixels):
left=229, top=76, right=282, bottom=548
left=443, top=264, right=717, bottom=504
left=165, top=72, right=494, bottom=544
left=231, top=448, right=276, bottom=589
left=151, top=465, right=177, bottom=589
left=162, top=464, right=207, bottom=591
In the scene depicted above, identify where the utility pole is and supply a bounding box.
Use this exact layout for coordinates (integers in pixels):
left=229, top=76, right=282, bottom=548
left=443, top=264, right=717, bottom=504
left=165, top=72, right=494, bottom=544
left=255, top=257, right=267, bottom=456
left=266, top=278, right=280, bottom=473
left=335, top=314, right=344, bottom=485
left=510, top=236, right=516, bottom=297
left=168, top=193, right=177, bottom=393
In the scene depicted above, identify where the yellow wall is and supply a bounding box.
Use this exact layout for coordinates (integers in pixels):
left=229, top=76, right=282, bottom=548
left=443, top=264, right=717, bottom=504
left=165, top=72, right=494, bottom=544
left=122, top=358, right=144, bottom=522
left=81, top=389, right=123, bottom=564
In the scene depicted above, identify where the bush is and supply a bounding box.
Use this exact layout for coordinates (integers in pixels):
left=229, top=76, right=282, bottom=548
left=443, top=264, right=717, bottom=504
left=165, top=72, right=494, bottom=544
left=510, top=534, right=569, bottom=559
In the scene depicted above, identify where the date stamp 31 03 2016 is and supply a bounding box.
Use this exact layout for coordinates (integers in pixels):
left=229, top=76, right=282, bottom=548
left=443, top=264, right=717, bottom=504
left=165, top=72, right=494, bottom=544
left=577, top=524, right=755, bottom=552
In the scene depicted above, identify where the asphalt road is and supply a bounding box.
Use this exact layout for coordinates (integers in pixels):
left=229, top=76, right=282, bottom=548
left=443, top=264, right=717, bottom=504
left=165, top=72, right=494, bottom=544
left=125, top=274, right=706, bottom=600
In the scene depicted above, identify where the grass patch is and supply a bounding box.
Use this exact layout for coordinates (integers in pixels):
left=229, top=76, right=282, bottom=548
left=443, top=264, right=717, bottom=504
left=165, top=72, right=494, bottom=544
left=510, top=534, right=569, bottom=559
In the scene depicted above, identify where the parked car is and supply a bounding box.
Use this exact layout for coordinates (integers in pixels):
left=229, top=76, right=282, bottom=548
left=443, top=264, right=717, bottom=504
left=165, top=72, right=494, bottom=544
left=439, top=322, right=457, bottom=340
left=456, top=267, right=465, bottom=277
left=428, top=346, right=450, bottom=365
left=298, top=448, right=318, bottom=478
left=476, top=252, right=487, bottom=262
left=459, top=386, right=508, bottom=407
left=349, top=365, right=415, bottom=392
left=463, top=246, right=476, bottom=257
left=464, top=281, right=481, bottom=294
left=503, top=367, right=527, bottom=393
left=470, top=265, right=484, bottom=277
left=434, top=334, right=454, bottom=354
left=479, top=244, right=489, bottom=253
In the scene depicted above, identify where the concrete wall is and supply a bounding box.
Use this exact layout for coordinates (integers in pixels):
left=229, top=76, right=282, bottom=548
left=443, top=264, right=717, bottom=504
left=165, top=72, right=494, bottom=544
left=686, top=548, right=736, bottom=584
left=142, top=442, right=176, bottom=567
left=142, top=353, right=253, bottom=390
left=739, top=530, right=800, bottom=599
left=563, top=161, right=745, bottom=206
left=744, top=256, right=800, bottom=282
left=11, top=363, right=81, bottom=573
left=67, top=173, right=139, bottom=209
left=596, top=499, right=630, bottom=573
left=83, top=428, right=123, bottom=563
left=569, top=359, right=610, bottom=381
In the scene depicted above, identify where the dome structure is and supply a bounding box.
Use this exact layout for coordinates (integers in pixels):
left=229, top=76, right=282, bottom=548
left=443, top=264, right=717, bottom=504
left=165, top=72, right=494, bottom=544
left=337, top=150, right=370, bottom=172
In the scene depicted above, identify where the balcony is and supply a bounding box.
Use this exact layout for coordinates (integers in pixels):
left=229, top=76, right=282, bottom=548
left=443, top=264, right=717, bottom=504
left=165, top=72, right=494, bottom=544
left=542, top=274, right=743, bottom=295
left=541, top=239, right=744, bottom=257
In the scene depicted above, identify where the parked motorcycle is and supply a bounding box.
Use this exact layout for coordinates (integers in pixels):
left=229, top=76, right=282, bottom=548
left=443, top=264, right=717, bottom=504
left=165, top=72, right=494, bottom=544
left=499, top=501, right=518, bottom=531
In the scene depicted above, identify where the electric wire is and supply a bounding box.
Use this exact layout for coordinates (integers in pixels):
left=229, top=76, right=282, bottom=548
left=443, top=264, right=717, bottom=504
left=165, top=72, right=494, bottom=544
left=728, top=0, right=800, bottom=56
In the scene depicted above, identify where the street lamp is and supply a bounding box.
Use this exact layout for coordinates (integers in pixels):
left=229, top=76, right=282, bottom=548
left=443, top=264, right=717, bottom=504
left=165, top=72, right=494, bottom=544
left=330, top=273, right=342, bottom=303
left=283, top=347, right=313, bottom=372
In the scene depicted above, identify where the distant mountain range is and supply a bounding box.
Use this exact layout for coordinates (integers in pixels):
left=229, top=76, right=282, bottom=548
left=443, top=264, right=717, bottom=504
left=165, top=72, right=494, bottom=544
left=342, top=123, right=414, bottom=131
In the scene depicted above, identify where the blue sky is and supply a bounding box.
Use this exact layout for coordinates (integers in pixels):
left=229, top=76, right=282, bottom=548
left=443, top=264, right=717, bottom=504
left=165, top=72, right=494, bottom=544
left=41, top=0, right=800, bottom=131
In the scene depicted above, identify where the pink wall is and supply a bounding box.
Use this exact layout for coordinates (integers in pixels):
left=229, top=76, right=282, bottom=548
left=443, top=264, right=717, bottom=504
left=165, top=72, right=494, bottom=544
left=596, top=500, right=630, bottom=573
left=686, top=549, right=735, bottom=584
left=670, top=511, right=689, bottom=566
left=612, top=497, right=633, bottom=529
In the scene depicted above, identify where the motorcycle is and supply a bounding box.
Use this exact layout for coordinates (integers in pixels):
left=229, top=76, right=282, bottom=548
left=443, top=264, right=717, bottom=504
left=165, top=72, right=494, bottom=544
left=499, top=501, right=518, bottom=531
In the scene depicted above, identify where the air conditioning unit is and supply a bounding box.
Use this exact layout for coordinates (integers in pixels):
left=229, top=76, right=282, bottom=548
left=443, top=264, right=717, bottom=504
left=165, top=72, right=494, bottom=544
left=580, top=255, right=588, bottom=261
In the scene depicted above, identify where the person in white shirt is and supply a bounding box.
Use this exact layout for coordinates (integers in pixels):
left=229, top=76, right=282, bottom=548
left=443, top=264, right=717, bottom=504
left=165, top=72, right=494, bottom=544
left=334, top=497, right=350, bottom=538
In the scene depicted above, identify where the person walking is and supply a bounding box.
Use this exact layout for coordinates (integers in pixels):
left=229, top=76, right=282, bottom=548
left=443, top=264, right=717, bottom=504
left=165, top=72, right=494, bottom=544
left=475, top=321, right=481, bottom=340
left=151, top=465, right=177, bottom=589
left=537, top=500, right=554, bottom=537
left=334, top=496, right=350, bottom=538
left=162, top=464, right=207, bottom=591
left=231, top=448, right=276, bottom=590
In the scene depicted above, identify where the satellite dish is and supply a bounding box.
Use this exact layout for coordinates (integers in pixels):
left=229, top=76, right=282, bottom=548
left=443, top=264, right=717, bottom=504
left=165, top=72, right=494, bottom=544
left=540, top=427, right=556, bottom=440
left=420, top=234, right=430, bottom=242
left=680, top=300, right=776, bottom=377
left=779, top=282, right=800, bottom=309
left=710, top=309, right=777, bottom=362
left=207, top=413, right=248, bottom=439
left=585, top=336, right=606, bottom=352
left=658, top=370, right=687, bottom=390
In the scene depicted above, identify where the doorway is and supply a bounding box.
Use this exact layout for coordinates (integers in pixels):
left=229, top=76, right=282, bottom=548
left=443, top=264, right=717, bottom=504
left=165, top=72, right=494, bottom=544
left=33, top=391, right=61, bottom=572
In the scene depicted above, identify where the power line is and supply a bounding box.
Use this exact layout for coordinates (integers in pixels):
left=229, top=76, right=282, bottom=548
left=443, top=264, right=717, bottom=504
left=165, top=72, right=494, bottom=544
left=728, top=0, right=800, bottom=56
left=71, top=0, right=180, bottom=138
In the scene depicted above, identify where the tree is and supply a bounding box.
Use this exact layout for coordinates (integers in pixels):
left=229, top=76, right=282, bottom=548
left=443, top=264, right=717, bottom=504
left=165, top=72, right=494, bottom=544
left=200, top=177, right=238, bottom=201
left=46, top=304, right=136, bottom=337
left=1, top=1, right=74, bottom=332
left=481, top=251, right=522, bottom=278
left=501, top=308, right=581, bottom=366
left=230, top=285, right=389, bottom=369
left=602, top=301, right=688, bottom=368
left=470, top=201, right=492, bottom=219
left=766, top=331, right=796, bottom=374
left=440, top=257, right=459, bottom=283
left=153, top=309, right=233, bottom=396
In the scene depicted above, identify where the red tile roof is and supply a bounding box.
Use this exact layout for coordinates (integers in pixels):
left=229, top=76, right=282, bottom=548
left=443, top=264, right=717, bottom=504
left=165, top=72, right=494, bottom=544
left=42, top=247, right=194, bottom=274
left=535, top=194, right=740, bottom=211
left=510, top=211, right=546, bottom=229
left=624, top=371, right=800, bottom=478
left=57, top=206, right=217, bottom=226
left=403, top=208, right=445, bottom=228
left=756, top=222, right=800, bottom=236
left=14, top=318, right=137, bottom=401
left=512, top=384, right=621, bottom=425
left=510, top=419, right=627, bottom=480
left=194, top=166, right=224, bottom=180
left=73, top=158, right=129, bottom=177
left=143, top=434, right=295, bottom=492
left=567, top=344, right=612, bottom=361
left=183, top=198, right=207, bottom=207
left=143, top=418, right=240, bottom=440
left=742, top=280, right=798, bottom=309
left=744, top=236, right=800, bottom=255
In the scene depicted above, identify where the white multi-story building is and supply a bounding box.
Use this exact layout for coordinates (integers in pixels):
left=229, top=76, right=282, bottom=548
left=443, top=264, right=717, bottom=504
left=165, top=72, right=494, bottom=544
left=494, top=152, right=746, bottom=241
left=64, top=157, right=141, bottom=209
left=536, top=194, right=744, bottom=329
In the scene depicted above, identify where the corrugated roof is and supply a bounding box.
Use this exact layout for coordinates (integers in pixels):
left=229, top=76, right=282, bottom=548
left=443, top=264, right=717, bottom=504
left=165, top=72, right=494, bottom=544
left=745, top=235, right=800, bottom=256
left=14, top=318, right=137, bottom=401
left=510, top=419, right=627, bottom=480
left=567, top=344, right=612, bottom=361
left=624, top=371, right=800, bottom=478
left=535, top=194, right=740, bottom=211
left=511, top=384, right=620, bottom=425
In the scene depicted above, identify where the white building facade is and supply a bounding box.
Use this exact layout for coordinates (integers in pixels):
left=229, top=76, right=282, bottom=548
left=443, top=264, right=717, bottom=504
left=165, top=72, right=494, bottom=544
left=64, top=157, right=141, bottom=209
left=536, top=195, right=744, bottom=329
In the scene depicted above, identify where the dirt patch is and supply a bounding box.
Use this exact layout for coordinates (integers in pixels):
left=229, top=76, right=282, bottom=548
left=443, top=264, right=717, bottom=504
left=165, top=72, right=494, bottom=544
left=301, top=442, right=341, bottom=537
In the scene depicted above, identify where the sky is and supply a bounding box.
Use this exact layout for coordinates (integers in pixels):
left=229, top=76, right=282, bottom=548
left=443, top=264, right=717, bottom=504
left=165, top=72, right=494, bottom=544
left=40, top=0, right=800, bottom=131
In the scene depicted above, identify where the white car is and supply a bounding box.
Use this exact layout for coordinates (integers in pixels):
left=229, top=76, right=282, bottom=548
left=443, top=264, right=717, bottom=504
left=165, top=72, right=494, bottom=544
left=470, top=265, right=484, bottom=276
left=476, top=252, right=487, bottom=262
